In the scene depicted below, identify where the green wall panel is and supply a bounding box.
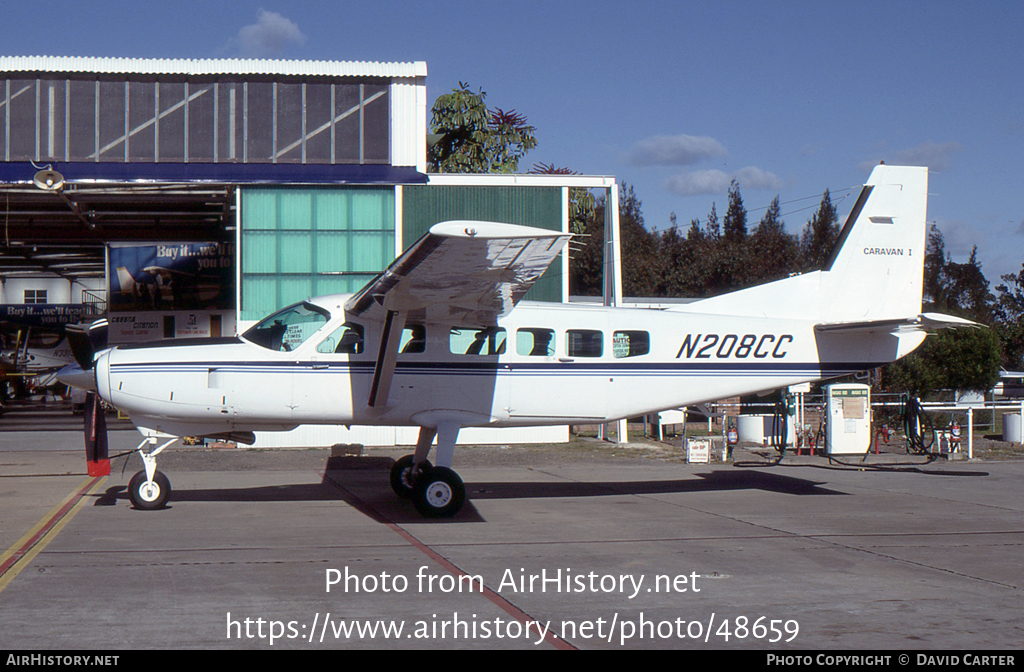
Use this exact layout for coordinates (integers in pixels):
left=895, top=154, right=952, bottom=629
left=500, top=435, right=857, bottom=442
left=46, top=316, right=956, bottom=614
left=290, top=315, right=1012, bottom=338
left=402, top=186, right=564, bottom=303
left=240, top=186, right=394, bottom=321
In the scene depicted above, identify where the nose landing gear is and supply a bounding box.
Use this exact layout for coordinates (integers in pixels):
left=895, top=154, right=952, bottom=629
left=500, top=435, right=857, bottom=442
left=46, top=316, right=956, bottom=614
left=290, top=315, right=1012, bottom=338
left=127, top=434, right=178, bottom=510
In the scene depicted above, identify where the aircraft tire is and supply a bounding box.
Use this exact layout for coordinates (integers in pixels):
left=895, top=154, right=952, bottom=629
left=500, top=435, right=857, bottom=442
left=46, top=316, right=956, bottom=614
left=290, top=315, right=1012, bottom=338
left=128, top=469, right=171, bottom=510
left=412, top=466, right=465, bottom=518
left=390, top=455, right=432, bottom=499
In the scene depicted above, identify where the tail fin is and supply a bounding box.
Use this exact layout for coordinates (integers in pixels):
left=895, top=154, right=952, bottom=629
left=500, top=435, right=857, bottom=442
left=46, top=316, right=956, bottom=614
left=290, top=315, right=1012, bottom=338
left=689, top=164, right=928, bottom=323
left=819, top=164, right=927, bottom=321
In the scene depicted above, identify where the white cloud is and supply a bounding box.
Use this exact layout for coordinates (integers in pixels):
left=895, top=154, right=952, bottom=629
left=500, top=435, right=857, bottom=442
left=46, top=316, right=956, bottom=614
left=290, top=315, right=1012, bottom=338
left=935, top=219, right=983, bottom=258
left=859, top=141, right=964, bottom=172
left=664, top=166, right=783, bottom=196
left=624, top=134, right=727, bottom=166
left=664, top=169, right=732, bottom=195
left=231, top=9, right=307, bottom=57
left=733, top=166, right=785, bottom=191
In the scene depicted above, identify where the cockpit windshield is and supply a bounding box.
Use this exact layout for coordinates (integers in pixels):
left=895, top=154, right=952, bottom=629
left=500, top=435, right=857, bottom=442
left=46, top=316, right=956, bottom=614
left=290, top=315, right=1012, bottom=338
left=242, top=302, right=330, bottom=351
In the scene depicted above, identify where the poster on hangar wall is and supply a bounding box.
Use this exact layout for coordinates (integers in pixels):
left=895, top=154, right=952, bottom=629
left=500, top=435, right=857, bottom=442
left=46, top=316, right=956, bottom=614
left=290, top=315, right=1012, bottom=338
left=108, top=242, right=234, bottom=313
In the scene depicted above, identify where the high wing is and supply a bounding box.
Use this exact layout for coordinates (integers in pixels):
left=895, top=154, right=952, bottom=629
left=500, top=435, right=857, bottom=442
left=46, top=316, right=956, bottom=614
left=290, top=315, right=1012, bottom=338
left=344, top=220, right=570, bottom=408
left=345, top=220, right=570, bottom=326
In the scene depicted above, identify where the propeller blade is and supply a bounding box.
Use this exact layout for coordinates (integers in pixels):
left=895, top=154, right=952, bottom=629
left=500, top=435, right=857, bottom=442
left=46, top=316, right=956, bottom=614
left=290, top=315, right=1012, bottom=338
left=65, top=319, right=108, bottom=371
left=84, top=392, right=110, bottom=477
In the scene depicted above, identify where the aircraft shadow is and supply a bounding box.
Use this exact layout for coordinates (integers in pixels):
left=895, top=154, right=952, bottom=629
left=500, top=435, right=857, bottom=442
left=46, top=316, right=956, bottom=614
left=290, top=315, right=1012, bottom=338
left=463, top=470, right=846, bottom=500
left=89, top=459, right=843, bottom=524
left=93, top=482, right=348, bottom=507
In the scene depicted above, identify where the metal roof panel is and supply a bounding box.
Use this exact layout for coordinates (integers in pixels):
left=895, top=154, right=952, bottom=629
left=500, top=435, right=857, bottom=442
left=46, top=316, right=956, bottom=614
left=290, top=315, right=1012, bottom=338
left=0, top=56, right=427, bottom=79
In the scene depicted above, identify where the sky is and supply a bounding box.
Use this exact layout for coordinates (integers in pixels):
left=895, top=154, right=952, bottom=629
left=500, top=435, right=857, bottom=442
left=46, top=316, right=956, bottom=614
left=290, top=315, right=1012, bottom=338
left=1, top=0, right=1021, bottom=282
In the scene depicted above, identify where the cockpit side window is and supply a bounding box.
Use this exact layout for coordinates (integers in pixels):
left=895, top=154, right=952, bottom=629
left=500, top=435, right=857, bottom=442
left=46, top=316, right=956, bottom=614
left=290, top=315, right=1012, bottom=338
left=242, top=302, right=330, bottom=352
left=317, top=322, right=365, bottom=355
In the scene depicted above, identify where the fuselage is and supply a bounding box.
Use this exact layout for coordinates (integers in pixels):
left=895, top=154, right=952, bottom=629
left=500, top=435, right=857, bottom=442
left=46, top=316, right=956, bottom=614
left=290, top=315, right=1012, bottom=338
left=93, top=294, right=924, bottom=438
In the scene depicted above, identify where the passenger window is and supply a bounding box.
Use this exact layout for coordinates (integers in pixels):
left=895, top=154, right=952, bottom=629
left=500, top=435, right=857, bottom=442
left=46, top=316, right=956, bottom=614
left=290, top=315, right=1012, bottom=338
left=451, top=327, right=506, bottom=356
left=317, top=323, right=365, bottom=354
left=613, top=330, right=650, bottom=358
left=400, top=325, right=426, bottom=354
left=566, top=329, right=603, bottom=357
left=516, top=328, right=555, bottom=356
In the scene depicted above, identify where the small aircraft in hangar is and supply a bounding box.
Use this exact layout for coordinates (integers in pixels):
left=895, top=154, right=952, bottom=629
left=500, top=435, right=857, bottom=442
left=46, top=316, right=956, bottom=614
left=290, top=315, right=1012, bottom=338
left=60, top=164, right=972, bottom=517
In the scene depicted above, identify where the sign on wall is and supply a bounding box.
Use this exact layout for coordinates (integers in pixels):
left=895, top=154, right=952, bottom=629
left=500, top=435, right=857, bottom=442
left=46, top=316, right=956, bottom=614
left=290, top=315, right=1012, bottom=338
left=108, top=242, right=234, bottom=312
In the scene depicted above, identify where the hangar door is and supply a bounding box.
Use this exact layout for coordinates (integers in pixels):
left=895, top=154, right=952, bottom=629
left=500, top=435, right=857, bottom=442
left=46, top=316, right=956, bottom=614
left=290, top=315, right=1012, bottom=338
left=238, top=187, right=395, bottom=322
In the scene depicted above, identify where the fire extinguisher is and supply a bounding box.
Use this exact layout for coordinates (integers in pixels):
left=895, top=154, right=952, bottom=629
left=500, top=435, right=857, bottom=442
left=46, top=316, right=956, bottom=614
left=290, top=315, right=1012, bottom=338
left=950, top=419, right=961, bottom=447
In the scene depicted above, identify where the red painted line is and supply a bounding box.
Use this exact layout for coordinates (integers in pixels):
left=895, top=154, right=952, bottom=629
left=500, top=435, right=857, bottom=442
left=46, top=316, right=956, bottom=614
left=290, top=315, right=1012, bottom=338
left=323, top=472, right=577, bottom=650
left=0, top=476, right=103, bottom=579
left=385, top=522, right=576, bottom=650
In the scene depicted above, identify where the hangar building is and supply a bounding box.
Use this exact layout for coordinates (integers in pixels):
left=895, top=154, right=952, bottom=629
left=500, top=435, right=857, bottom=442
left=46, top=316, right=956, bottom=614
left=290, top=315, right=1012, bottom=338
left=0, top=56, right=623, bottom=447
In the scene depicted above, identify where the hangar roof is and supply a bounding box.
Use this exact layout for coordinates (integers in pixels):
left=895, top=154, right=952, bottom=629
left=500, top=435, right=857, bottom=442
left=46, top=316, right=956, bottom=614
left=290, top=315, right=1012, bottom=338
left=0, top=56, right=427, bottom=79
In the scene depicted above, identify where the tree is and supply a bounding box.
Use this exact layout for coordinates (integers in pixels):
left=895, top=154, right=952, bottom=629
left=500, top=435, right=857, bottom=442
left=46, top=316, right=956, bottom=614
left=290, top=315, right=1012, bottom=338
left=616, top=184, right=661, bottom=297
left=882, top=224, right=1001, bottom=395
left=749, top=196, right=799, bottom=285
left=427, top=83, right=537, bottom=173
left=994, top=264, right=1024, bottom=369
left=884, top=327, right=1002, bottom=395
left=529, top=162, right=595, bottom=235
left=799, top=190, right=839, bottom=271
left=717, top=181, right=751, bottom=290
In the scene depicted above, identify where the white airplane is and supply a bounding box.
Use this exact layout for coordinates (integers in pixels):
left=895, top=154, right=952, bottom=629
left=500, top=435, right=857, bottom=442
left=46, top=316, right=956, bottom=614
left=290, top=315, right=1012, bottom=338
left=61, top=164, right=971, bottom=517
left=1, top=330, right=78, bottom=390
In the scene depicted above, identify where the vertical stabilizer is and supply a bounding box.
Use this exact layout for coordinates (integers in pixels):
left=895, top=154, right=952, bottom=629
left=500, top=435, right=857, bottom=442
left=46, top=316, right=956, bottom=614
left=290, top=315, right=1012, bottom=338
left=819, top=164, right=928, bottom=322
left=685, top=164, right=928, bottom=323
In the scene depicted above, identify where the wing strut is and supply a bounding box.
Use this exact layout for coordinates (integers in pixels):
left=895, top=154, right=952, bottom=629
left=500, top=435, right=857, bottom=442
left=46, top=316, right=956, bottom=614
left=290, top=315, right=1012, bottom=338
left=368, top=309, right=407, bottom=408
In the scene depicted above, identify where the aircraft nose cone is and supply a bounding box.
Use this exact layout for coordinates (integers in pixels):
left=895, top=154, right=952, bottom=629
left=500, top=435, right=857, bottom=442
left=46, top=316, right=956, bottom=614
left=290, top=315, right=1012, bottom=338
left=56, top=364, right=97, bottom=391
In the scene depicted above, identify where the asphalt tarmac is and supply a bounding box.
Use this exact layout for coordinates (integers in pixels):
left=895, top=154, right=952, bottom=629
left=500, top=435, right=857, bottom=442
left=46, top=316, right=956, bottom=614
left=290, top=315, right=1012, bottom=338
left=1, top=429, right=1022, bottom=651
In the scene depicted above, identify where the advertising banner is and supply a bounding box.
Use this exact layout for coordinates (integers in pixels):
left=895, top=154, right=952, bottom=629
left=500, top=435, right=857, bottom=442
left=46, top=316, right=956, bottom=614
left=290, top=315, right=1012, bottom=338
left=109, top=242, right=234, bottom=312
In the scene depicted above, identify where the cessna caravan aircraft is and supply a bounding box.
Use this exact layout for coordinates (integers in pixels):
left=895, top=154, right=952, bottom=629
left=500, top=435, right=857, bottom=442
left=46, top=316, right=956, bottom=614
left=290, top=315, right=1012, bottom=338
left=60, top=164, right=970, bottom=517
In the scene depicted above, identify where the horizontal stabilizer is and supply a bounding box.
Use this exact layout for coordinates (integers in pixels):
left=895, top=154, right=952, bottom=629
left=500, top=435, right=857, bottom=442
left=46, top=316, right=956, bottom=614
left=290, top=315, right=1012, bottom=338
left=815, top=312, right=979, bottom=334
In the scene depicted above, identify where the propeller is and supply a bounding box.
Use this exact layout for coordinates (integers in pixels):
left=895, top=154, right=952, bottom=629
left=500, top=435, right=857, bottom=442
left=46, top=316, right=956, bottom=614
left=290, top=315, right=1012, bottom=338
left=62, top=319, right=110, bottom=477
left=64, top=318, right=108, bottom=370
left=84, top=391, right=109, bottom=477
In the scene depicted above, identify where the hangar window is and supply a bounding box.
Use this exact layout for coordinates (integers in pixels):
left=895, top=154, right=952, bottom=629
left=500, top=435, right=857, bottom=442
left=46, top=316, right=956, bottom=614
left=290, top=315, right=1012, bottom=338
left=1, top=73, right=389, bottom=165
left=612, top=331, right=650, bottom=358
left=23, top=289, right=47, bottom=304
left=451, top=327, right=506, bottom=356
left=566, top=330, right=603, bottom=358
left=243, top=301, right=328, bottom=352
left=317, top=322, right=364, bottom=355
left=516, top=328, right=555, bottom=356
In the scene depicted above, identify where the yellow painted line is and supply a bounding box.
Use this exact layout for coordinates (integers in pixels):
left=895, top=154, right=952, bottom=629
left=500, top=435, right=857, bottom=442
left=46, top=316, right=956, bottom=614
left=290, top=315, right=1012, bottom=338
left=0, top=476, right=106, bottom=595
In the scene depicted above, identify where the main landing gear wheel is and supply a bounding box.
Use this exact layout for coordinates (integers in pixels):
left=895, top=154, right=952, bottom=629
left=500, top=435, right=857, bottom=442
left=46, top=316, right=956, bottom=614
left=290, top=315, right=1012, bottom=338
left=412, top=466, right=465, bottom=518
left=128, top=469, right=171, bottom=510
left=390, top=455, right=432, bottom=499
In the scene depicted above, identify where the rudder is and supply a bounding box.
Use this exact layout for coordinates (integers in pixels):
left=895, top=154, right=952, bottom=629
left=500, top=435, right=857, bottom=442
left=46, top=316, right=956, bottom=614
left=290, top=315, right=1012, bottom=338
left=819, top=164, right=928, bottom=323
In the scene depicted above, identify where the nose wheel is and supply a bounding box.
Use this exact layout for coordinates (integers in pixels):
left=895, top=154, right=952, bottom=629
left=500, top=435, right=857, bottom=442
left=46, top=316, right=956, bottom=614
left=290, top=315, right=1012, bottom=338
left=126, top=434, right=178, bottom=510
left=128, top=469, right=171, bottom=510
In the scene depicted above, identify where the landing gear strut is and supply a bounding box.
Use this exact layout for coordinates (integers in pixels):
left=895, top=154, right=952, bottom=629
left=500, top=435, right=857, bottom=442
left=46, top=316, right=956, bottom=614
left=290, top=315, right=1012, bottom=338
left=127, top=435, right=177, bottom=510
left=390, top=423, right=466, bottom=518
